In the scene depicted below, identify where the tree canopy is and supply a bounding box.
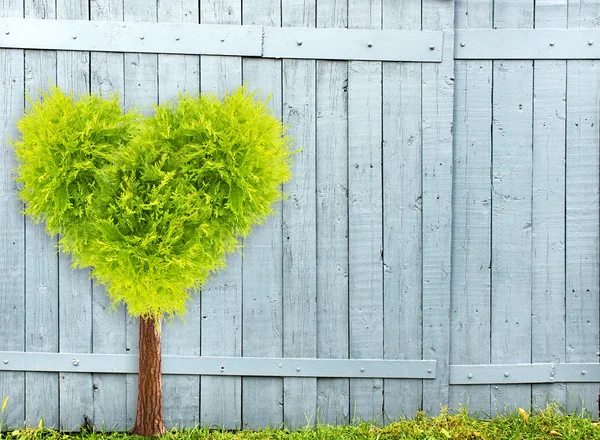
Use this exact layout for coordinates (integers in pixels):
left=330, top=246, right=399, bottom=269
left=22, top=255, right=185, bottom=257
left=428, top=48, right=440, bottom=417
left=15, top=87, right=293, bottom=319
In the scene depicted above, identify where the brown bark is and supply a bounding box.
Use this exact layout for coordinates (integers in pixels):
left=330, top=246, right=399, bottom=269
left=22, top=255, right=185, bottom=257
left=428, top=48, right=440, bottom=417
left=132, top=316, right=166, bottom=436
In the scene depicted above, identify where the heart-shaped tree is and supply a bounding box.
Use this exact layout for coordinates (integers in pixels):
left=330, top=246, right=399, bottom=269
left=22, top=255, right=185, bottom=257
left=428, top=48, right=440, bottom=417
left=14, top=87, right=293, bottom=436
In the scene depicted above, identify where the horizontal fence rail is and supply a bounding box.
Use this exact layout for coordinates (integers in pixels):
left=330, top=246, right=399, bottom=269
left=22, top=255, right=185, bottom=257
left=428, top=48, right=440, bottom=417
left=3, top=20, right=600, bottom=61
left=0, top=18, right=444, bottom=62
left=450, top=364, right=600, bottom=385
left=454, top=29, right=600, bottom=59
left=0, top=352, right=437, bottom=378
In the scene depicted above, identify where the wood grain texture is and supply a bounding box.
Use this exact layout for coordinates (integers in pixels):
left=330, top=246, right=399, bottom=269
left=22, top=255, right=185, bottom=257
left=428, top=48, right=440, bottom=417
left=565, top=0, right=600, bottom=416
left=490, top=0, right=533, bottom=416
left=0, top=0, right=25, bottom=427
left=347, top=0, right=383, bottom=423
left=157, top=0, right=201, bottom=429
left=381, top=0, right=423, bottom=420
left=421, top=0, right=454, bottom=417
left=241, top=0, right=283, bottom=429
left=531, top=0, right=568, bottom=411
left=490, top=61, right=534, bottom=414
left=449, top=60, right=492, bottom=416
left=565, top=60, right=600, bottom=415
left=281, top=0, right=317, bottom=429
left=55, top=0, right=93, bottom=431
left=200, top=0, right=241, bottom=96
left=314, top=32, right=349, bottom=435
left=450, top=0, right=492, bottom=417
left=315, top=0, right=349, bottom=426
left=89, top=0, right=128, bottom=430
left=199, top=0, right=243, bottom=429
left=22, top=0, right=59, bottom=428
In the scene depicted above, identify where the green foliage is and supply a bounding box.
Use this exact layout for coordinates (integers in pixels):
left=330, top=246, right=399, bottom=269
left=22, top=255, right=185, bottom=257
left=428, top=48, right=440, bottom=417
left=3, top=406, right=600, bottom=439
left=15, top=86, right=293, bottom=318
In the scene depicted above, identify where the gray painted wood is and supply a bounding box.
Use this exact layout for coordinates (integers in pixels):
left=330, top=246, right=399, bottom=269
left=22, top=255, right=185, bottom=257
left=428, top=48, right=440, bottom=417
left=565, top=0, right=600, bottom=416
left=565, top=60, right=600, bottom=415
left=55, top=0, right=93, bottom=430
left=421, top=0, right=454, bottom=417
left=89, top=0, right=128, bottom=430
left=314, top=20, right=350, bottom=433
left=450, top=0, right=492, bottom=417
left=315, top=0, right=349, bottom=426
left=199, top=0, right=243, bottom=430
left=157, top=0, right=201, bottom=429
left=22, top=0, right=59, bottom=428
left=347, top=0, right=383, bottom=423
left=281, top=0, right=317, bottom=429
left=241, top=0, right=283, bottom=429
left=490, top=0, right=533, bottom=416
left=382, top=0, right=423, bottom=420
left=531, top=0, right=568, bottom=411
left=0, top=0, right=25, bottom=427
left=449, top=60, right=492, bottom=416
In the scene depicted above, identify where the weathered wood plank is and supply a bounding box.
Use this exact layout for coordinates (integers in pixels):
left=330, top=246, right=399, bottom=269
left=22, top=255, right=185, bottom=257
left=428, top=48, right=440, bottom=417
left=315, top=0, right=349, bottom=426
left=200, top=0, right=241, bottom=96
left=531, top=0, right=568, bottom=411
left=381, top=0, right=423, bottom=421
left=0, top=0, right=25, bottom=428
left=449, top=60, right=492, bottom=417
left=565, top=60, right=600, bottom=415
left=490, top=60, right=534, bottom=414
left=22, top=0, right=59, bottom=429
left=565, top=0, right=600, bottom=417
left=281, top=0, right=317, bottom=429
left=157, top=0, right=201, bottom=430
left=347, top=0, right=383, bottom=423
left=199, top=0, right=243, bottom=429
left=241, top=0, right=283, bottom=429
left=449, top=0, right=492, bottom=417
left=25, top=215, right=58, bottom=429
left=200, top=279, right=242, bottom=428
left=55, top=0, right=93, bottom=430
left=489, top=0, right=533, bottom=416
left=421, top=0, right=454, bottom=417
left=89, top=0, right=128, bottom=430
left=122, top=0, right=159, bottom=428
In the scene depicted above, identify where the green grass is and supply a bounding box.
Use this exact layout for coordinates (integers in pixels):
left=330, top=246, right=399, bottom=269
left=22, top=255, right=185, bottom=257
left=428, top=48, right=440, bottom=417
left=2, top=406, right=600, bottom=440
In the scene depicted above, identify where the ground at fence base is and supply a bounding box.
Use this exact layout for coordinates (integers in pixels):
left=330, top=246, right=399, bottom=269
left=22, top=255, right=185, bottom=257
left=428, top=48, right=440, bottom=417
left=2, top=406, right=600, bottom=439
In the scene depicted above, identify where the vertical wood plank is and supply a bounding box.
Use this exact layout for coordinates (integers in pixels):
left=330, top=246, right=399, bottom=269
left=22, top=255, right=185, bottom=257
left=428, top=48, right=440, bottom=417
left=565, top=63, right=600, bottom=416
left=281, top=0, right=317, bottom=429
left=0, top=0, right=25, bottom=429
left=200, top=0, right=241, bottom=95
left=421, top=0, right=454, bottom=417
left=490, top=62, right=534, bottom=413
left=315, top=0, right=349, bottom=425
left=531, top=0, right=568, bottom=411
left=347, top=0, right=383, bottom=423
left=382, top=0, right=423, bottom=420
left=89, top=0, right=128, bottom=430
left=199, top=0, right=243, bottom=429
left=157, top=0, right=201, bottom=430
left=566, top=0, right=600, bottom=417
left=122, top=0, right=158, bottom=428
left=241, top=0, right=283, bottom=429
left=22, top=0, right=59, bottom=429
left=490, top=0, right=533, bottom=416
left=450, top=0, right=493, bottom=417
left=55, top=0, right=92, bottom=429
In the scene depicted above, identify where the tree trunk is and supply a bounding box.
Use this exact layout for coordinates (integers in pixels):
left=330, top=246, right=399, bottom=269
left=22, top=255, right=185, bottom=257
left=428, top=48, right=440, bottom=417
left=132, top=316, right=166, bottom=436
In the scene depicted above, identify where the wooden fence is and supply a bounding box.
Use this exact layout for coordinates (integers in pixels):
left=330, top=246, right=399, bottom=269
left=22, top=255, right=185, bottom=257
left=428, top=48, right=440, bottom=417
left=0, top=0, right=598, bottom=431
